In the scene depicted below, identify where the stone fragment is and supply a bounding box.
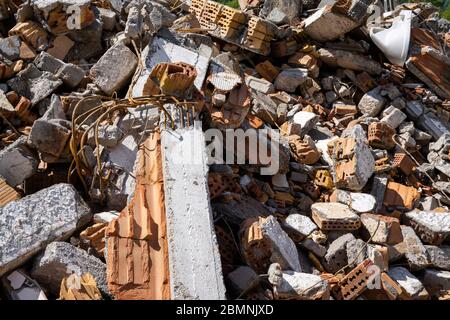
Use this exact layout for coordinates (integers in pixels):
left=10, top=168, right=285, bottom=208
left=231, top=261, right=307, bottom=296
left=90, top=43, right=138, bottom=95
left=31, top=242, right=108, bottom=297
left=395, top=226, right=429, bottom=271
left=227, top=266, right=259, bottom=295
left=245, top=75, right=275, bottom=94
left=422, top=269, right=450, bottom=298
left=312, top=202, right=360, bottom=231
left=292, top=111, right=319, bottom=136
left=0, top=36, right=21, bottom=60
left=261, top=0, right=302, bottom=22
left=0, top=184, right=91, bottom=277
left=346, top=238, right=367, bottom=269
left=330, top=189, right=376, bottom=213
left=381, top=106, right=407, bottom=129
left=360, top=213, right=403, bottom=245
left=300, top=238, right=327, bottom=258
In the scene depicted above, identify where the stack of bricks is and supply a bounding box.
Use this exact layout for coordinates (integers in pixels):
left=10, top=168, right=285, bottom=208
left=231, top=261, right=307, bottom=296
left=189, top=0, right=274, bottom=55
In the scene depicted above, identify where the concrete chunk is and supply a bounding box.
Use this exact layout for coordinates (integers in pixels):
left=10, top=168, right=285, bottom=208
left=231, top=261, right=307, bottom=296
left=274, top=68, right=308, bottom=92
left=360, top=213, right=403, bottom=245
left=282, top=214, right=317, bottom=241
left=277, top=270, right=330, bottom=300
left=312, top=202, right=360, bottom=231
left=425, top=245, right=450, bottom=271
left=388, top=266, right=429, bottom=299
left=318, top=48, right=383, bottom=75
left=31, top=241, right=108, bottom=297
left=7, top=64, right=62, bottom=105
left=90, top=43, right=138, bottom=95
left=323, top=233, right=355, bottom=273
left=161, top=126, right=226, bottom=299
left=358, top=87, right=386, bottom=117
left=404, top=210, right=450, bottom=245
left=0, top=136, right=38, bottom=187
left=395, top=226, right=429, bottom=271
left=0, top=184, right=91, bottom=277
left=260, top=215, right=301, bottom=272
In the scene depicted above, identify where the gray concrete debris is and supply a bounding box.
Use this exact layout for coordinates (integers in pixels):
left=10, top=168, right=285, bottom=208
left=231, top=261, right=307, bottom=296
left=318, top=48, right=383, bottom=74
left=323, top=233, right=356, bottom=273
left=161, top=126, right=226, bottom=300
left=274, top=68, right=308, bottom=93
left=0, top=184, right=91, bottom=277
left=227, top=266, right=259, bottom=295
left=425, top=245, right=450, bottom=271
left=422, top=269, right=450, bottom=296
left=404, top=210, right=450, bottom=245
left=260, top=0, right=302, bottom=22
left=332, top=190, right=376, bottom=213
left=395, top=226, right=430, bottom=271
left=276, top=270, right=330, bottom=300
left=0, top=136, right=38, bottom=187
left=300, top=238, right=327, bottom=258
left=292, top=111, right=319, bottom=137
left=7, top=64, right=63, bottom=106
left=358, top=87, right=386, bottom=117
left=346, top=238, right=367, bottom=269
left=282, top=214, right=318, bottom=241
left=31, top=241, right=108, bottom=297
left=260, top=215, right=302, bottom=272
left=90, top=42, right=138, bottom=95
left=387, top=267, right=429, bottom=300
left=29, top=119, right=71, bottom=158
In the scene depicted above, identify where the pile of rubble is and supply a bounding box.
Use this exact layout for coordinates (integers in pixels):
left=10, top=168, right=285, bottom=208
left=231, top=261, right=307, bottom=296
left=0, top=0, right=449, bottom=300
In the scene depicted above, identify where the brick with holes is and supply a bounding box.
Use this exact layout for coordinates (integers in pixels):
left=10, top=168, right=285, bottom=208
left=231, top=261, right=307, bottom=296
left=311, top=202, right=361, bottom=231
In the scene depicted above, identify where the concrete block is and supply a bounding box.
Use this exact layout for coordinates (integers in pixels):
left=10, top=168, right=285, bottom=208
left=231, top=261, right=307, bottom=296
left=404, top=210, right=450, bottom=245
left=274, top=68, right=308, bottom=92
left=90, top=42, right=138, bottom=95
left=29, top=119, right=71, bottom=158
left=318, top=48, right=382, bottom=74
left=381, top=106, right=407, bottom=129
left=292, top=111, right=319, bottom=136
left=245, top=75, right=275, bottom=94
left=300, top=238, right=327, bottom=258
left=394, top=226, right=429, bottom=271
left=161, top=126, right=226, bottom=299
left=330, top=190, right=376, bottom=213
left=282, top=214, right=317, bottom=242
left=425, top=245, right=450, bottom=271
left=358, top=87, right=386, bottom=117
left=323, top=233, right=355, bottom=273
left=31, top=241, right=108, bottom=297
left=388, top=267, right=429, bottom=299
left=98, top=8, right=117, bottom=31
left=0, top=184, right=91, bottom=277
left=422, top=269, right=450, bottom=294
left=405, top=100, right=424, bottom=120
left=0, top=136, right=38, bottom=186
left=417, top=111, right=450, bottom=140
left=260, top=215, right=302, bottom=272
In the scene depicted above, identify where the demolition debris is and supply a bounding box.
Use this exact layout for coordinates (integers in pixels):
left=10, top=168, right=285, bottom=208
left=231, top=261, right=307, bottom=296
left=0, top=0, right=450, bottom=301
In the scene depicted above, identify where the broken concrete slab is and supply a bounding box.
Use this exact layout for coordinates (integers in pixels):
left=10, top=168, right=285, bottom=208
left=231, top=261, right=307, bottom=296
left=0, top=184, right=91, bottom=277
left=318, top=48, right=383, bottom=75
left=425, top=245, right=450, bottom=271
left=276, top=270, right=330, bottom=300
left=282, top=213, right=318, bottom=242
left=274, top=68, right=308, bottom=93
left=323, top=233, right=355, bottom=273
left=395, top=226, right=430, bottom=271
left=31, top=241, right=108, bottom=297
left=360, top=213, right=403, bottom=245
